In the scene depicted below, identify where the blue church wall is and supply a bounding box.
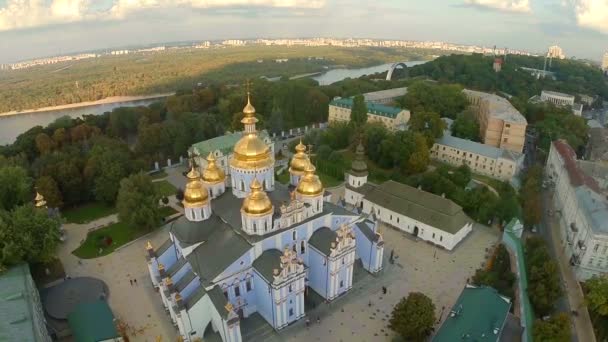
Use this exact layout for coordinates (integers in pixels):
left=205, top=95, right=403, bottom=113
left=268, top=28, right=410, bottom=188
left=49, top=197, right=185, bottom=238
left=307, top=247, right=328, bottom=298
left=331, top=215, right=357, bottom=229
left=179, top=276, right=200, bottom=299
left=215, top=249, right=254, bottom=283
left=280, top=282, right=302, bottom=326
left=354, top=226, right=373, bottom=270
left=253, top=272, right=274, bottom=327
left=172, top=263, right=192, bottom=283
left=158, top=245, right=178, bottom=271
left=334, top=260, right=350, bottom=297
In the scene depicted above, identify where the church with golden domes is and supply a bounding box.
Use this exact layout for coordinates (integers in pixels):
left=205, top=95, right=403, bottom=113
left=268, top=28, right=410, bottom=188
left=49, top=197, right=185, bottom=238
left=145, top=92, right=384, bottom=342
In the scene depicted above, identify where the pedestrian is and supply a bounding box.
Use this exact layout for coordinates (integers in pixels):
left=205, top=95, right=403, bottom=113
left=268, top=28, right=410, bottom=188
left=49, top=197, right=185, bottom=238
left=306, top=318, right=310, bottom=327
left=317, top=316, right=320, bottom=324
left=134, top=278, right=138, bottom=285
left=129, top=279, right=133, bottom=286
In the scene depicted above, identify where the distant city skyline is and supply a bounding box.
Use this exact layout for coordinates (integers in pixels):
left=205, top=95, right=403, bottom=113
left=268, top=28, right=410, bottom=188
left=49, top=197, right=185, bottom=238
left=1, top=0, right=607, bottom=64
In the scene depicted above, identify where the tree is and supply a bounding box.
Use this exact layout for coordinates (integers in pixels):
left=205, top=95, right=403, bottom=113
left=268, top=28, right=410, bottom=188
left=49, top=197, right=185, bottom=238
left=35, top=176, right=63, bottom=209
left=389, top=292, right=436, bottom=341
left=85, top=137, right=134, bottom=204
left=116, top=172, right=161, bottom=231
left=586, top=276, right=608, bottom=316
left=472, top=244, right=516, bottom=298
left=532, top=313, right=571, bottom=342
left=451, top=110, right=481, bottom=141
left=350, top=95, right=368, bottom=127
left=402, top=81, right=468, bottom=118
left=0, top=166, right=32, bottom=211
left=35, top=133, right=55, bottom=155
left=406, top=133, right=430, bottom=174
left=408, top=110, right=446, bottom=146
left=525, top=237, right=562, bottom=316
left=520, top=165, right=543, bottom=227
left=0, top=205, right=61, bottom=269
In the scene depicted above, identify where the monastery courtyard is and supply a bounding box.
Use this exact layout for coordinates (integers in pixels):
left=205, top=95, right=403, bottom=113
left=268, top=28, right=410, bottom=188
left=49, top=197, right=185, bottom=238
left=57, top=168, right=500, bottom=342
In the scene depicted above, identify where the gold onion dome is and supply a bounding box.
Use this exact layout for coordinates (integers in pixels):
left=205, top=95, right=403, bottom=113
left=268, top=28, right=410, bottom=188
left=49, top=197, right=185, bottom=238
left=231, top=93, right=273, bottom=170
left=289, top=140, right=310, bottom=174
left=34, top=192, right=47, bottom=208
left=296, top=163, right=324, bottom=197
left=183, top=166, right=209, bottom=206
left=202, top=153, right=226, bottom=184
left=242, top=178, right=273, bottom=216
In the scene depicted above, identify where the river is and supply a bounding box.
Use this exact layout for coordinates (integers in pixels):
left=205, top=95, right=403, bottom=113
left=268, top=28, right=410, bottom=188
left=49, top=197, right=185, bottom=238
left=0, top=60, right=428, bottom=145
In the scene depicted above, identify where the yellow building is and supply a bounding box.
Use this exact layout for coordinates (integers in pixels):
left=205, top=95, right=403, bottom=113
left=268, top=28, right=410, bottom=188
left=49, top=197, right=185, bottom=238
left=463, top=90, right=527, bottom=153
left=328, top=98, right=410, bottom=131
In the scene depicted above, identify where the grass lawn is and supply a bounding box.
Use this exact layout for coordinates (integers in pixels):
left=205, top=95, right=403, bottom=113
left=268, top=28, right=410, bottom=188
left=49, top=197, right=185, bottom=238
left=149, top=170, right=168, bottom=180
left=317, top=171, right=343, bottom=187
left=63, top=202, right=117, bottom=224
left=158, top=206, right=178, bottom=218
left=72, top=221, right=142, bottom=259
left=275, top=169, right=290, bottom=185
left=154, top=180, right=177, bottom=197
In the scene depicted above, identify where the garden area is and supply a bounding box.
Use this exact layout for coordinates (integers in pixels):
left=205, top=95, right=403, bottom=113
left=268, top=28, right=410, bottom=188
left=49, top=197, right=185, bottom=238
left=153, top=180, right=177, bottom=197
left=63, top=202, right=117, bottom=224
left=72, top=206, right=177, bottom=259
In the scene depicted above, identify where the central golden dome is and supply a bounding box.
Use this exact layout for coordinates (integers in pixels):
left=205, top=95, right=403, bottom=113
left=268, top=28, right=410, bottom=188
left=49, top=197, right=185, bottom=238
left=202, top=153, right=226, bottom=184
left=242, top=178, right=273, bottom=216
left=231, top=93, right=273, bottom=170
left=296, top=163, right=324, bottom=197
left=289, top=140, right=310, bottom=175
left=183, top=166, right=209, bottom=206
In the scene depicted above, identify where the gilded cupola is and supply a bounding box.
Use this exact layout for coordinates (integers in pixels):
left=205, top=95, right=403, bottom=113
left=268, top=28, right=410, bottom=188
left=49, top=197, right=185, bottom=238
left=242, top=178, right=273, bottom=216
left=296, top=163, right=324, bottom=197
left=202, top=153, right=226, bottom=184
left=289, top=140, right=310, bottom=175
left=34, top=191, right=47, bottom=208
left=182, top=166, right=209, bottom=207
left=231, top=93, right=273, bottom=170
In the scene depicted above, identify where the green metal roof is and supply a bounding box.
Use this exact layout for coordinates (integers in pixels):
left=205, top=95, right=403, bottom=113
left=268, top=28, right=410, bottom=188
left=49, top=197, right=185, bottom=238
left=0, top=263, right=47, bottom=342
left=191, top=130, right=269, bottom=157
left=330, top=98, right=403, bottom=119
left=67, top=300, right=119, bottom=342
left=433, top=285, right=511, bottom=342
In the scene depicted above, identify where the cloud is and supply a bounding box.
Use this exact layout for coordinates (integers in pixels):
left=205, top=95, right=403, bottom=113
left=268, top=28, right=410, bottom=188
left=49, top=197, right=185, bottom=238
left=0, top=0, right=326, bottom=31
left=464, top=0, right=531, bottom=12
left=572, top=0, right=608, bottom=34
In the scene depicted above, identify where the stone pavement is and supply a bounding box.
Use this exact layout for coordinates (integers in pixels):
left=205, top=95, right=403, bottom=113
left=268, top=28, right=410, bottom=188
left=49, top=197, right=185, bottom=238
left=58, top=216, right=178, bottom=342
left=543, top=189, right=596, bottom=342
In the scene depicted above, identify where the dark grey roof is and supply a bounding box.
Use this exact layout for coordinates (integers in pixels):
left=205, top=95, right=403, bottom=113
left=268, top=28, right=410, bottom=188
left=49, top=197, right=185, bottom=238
left=171, top=215, right=225, bottom=246
left=157, top=238, right=173, bottom=256
left=167, top=257, right=187, bottom=277
left=356, top=221, right=380, bottom=242
left=208, top=286, right=230, bottom=319
left=364, top=180, right=471, bottom=234
left=345, top=182, right=376, bottom=196
left=323, top=201, right=358, bottom=217
left=308, top=227, right=337, bottom=256
left=175, top=269, right=197, bottom=292
left=252, top=249, right=283, bottom=283
left=186, top=222, right=251, bottom=284
left=500, top=313, right=523, bottom=342
left=184, top=286, right=206, bottom=311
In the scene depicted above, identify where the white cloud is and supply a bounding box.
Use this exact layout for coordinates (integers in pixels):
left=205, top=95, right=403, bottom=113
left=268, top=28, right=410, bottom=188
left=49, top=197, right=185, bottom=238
left=572, top=0, right=608, bottom=34
left=465, top=0, right=531, bottom=13
left=0, top=0, right=326, bottom=31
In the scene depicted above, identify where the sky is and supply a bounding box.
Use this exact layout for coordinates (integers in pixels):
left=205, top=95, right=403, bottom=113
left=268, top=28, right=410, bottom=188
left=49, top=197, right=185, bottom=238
left=0, top=0, right=607, bottom=63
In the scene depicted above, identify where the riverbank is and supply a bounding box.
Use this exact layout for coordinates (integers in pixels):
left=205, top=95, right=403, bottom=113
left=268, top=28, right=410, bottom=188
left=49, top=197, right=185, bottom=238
left=0, top=93, right=174, bottom=117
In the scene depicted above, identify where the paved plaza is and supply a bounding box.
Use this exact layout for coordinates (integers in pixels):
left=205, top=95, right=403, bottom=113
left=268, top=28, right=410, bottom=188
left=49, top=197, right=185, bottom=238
left=57, top=215, right=178, bottom=342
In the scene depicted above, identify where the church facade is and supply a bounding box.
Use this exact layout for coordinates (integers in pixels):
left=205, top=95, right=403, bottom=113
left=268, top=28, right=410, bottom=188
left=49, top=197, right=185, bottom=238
left=145, top=93, right=384, bottom=342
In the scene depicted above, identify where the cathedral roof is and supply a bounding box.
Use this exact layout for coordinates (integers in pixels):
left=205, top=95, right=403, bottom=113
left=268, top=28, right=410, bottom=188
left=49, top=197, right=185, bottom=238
left=308, top=227, right=337, bottom=256
left=170, top=215, right=225, bottom=246
left=186, top=224, right=251, bottom=285
left=184, top=286, right=206, bottom=311
left=356, top=221, right=381, bottom=243
left=174, top=269, right=196, bottom=292
left=167, top=257, right=187, bottom=278
left=252, top=249, right=283, bottom=284
left=207, top=286, right=231, bottom=319
left=191, top=130, right=269, bottom=158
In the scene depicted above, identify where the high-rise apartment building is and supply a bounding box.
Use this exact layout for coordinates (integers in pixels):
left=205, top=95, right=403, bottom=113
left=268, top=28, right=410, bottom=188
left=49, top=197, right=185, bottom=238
left=547, top=45, right=566, bottom=59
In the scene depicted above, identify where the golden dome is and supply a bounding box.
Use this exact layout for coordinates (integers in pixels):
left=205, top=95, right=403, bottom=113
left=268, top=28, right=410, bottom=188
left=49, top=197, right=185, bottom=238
left=296, top=163, right=324, bottom=197
left=202, top=153, right=226, bottom=184
left=289, top=140, right=310, bottom=175
left=183, top=166, right=209, bottom=207
left=34, top=191, right=47, bottom=208
left=242, top=178, right=273, bottom=216
left=243, top=92, right=256, bottom=117
left=231, top=91, right=273, bottom=170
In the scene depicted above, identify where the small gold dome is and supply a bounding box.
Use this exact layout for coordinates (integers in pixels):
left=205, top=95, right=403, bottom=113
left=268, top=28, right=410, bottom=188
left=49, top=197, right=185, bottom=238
left=202, top=153, right=226, bottom=184
left=243, top=93, right=256, bottom=117
left=296, top=163, right=324, bottom=197
left=183, top=166, right=209, bottom=206
left=232, top=134, right=273, bottom=169
left=242, top=178, right=273, bottom=216
left=289, top=140, right=310, bottom=175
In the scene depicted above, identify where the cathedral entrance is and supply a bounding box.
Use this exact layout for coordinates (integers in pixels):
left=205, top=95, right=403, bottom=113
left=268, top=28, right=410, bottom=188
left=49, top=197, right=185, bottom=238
left=413, top=226, right=419, bottom=237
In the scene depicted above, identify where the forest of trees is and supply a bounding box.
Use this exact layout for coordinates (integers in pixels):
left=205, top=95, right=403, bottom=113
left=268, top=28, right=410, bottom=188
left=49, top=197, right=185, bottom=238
left=0, top=46, right=436, bottom=113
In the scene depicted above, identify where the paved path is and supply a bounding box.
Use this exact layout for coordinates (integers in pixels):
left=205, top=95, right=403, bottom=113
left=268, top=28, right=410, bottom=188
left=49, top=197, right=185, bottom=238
left=543, top=189, right=596, bottom=342
left=58, top=216, right=178, bottom=341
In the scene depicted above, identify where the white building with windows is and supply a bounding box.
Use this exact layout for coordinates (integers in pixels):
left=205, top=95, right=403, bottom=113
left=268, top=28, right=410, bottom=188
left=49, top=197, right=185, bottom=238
left=546, top=140, right=608, bottom=280
left=540, top=90, right=575, bottom=107
left=345, top=143, right=474, bottom=251
left=145, top=93, right=384, bottom=342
